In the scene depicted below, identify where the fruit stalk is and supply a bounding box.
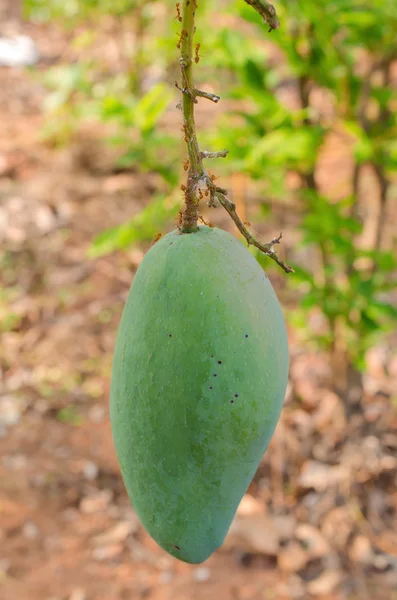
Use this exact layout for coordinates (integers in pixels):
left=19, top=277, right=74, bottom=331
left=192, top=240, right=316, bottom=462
left=177, top=1, right=293, bottom=273
left=180, top=0, right=203, bottom=233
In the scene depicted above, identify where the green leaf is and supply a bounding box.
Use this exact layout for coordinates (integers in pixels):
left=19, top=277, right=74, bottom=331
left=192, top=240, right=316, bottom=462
left=360, top=311, right=381, bottom=333
left=290, top=265, right=315, bottom=286
left=241, top=59, right=265, bottom=92
left=367, top=302, right=397, bottom=321
left=358, top=250, right=397, bottom=272
left=88, top=194, right=179, bottom=257
left=134, top=83, right=173, bottom=133
left=354, top=136, right=374, bottom=163
left=57, top=406, right=82, bottom=426
left=300, top=293, right=320, bottom=309
left=338, top=10, right=378, bottom=28
left=101, top=96, right=134, bottom=124
left=246, top=127, right=323, bottom=170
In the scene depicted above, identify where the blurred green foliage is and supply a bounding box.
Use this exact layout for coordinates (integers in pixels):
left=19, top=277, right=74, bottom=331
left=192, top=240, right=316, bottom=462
left=24, top=0, right=396, bottom=371
left=26, top=0, right=153, bottom=21
left=56, top=405, right=83, bottom=426
left=89, top=193, right=180, bottom=257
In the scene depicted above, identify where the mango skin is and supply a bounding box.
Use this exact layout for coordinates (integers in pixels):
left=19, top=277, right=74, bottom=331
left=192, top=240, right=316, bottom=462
left=110, top=226, right=289, bottom=564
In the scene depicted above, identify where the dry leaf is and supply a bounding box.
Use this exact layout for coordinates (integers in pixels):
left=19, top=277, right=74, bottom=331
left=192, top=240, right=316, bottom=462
left=0, top=395, right=25, bottom=428
left=312, top=391, right=346, bottom=433
left=79, top=490, right=113, bottom=514
left=192, top=567, right=211, bottom=582
left=374, top=531, right=397, bottom=557
left=299, top=460, right=349, bottom=491
left=69, top=589, right=87, bottom=600
left=278, top=542, right=309, bottom=572
left=289, top=409, right=313, bottom=435
left=223, top=513, right=280, bottom=555
left=0, top=497, right=30, bottom=531
left=237, top=494, right=265, bottom=516
left=273, top=515, right=296, bottom=541
left=349, top=535, right=374, bottom=564
left=295, top=524, right=330, bottom=559
left=92, top=520, right=138, bottom=546
left=322, top=507, right=354, bottom=549
left=290, top=353, right=332, bottom=384
left=294, top=380, right=319, bottom=409
left=92, top=543, right=123, bottom=561
left=306, top=570, right=343, bottom=595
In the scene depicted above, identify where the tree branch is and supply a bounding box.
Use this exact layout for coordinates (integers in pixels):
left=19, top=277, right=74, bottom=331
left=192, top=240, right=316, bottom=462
left=372, top=59, right=391, bottom=254
left=194, top=89, right=220, bottom=103
left=200, top=150, right=228, bottom=159
left=243, top=0, right=280, bottom=31
left=200, top=174, right=294, bottom=273
left=217, top=194, right=293, bottom=273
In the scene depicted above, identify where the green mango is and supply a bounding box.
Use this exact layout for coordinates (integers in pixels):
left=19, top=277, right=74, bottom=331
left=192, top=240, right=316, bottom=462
left=110, top=225, right=289, bottom=564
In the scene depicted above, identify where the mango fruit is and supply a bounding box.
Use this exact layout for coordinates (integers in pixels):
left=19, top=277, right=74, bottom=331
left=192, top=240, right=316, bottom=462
left=110, top=225, right=289, bottom=564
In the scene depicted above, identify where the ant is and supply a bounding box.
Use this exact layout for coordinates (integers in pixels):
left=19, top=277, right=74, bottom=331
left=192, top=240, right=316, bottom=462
left=151, top=233, right=162, bottom=246
left=175, top=3, right=182, bottom=22
left=182, top=159, right=189, bottom=172
left=195, top=43, right=201, bottom=64
left=176, top=210, right=183, bottom=230
left=198, top=215, right=214, bottom=227
left=209, top=173, right=220, bottom=183
left=180, top=124, right=189, bottom=143
left=176, top=29, right=187, bottom=49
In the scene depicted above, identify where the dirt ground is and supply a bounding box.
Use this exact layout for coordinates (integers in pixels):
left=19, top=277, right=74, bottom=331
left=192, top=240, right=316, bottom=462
left=1, top=19, right=397, bottom=600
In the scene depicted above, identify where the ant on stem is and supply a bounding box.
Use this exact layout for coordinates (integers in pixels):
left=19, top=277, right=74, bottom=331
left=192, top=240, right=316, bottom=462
left=195, top=43, right=201, bottom=64
left=175, top=3, right=182, bottom=23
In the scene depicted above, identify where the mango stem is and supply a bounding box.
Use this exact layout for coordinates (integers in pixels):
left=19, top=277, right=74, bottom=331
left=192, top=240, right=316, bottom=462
left=179, top=0, right=203, bottom=233
left=175, top=2, right=292, bottom=274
